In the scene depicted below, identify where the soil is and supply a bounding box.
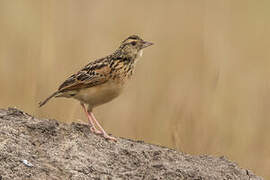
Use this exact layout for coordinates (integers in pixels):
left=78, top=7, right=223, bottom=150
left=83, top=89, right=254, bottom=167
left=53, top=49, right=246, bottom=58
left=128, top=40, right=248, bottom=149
left=0, top=108, right=263, bottom=180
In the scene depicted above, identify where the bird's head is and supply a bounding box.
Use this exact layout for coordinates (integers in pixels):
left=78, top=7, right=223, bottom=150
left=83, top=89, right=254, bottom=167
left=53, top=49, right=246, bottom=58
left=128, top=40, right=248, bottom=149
left=117, top=35, right=153, bottom=59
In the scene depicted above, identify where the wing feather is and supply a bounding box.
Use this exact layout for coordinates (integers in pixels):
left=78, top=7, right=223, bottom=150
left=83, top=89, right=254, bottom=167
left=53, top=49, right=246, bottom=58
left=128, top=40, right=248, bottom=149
left=39, top=57, right=113, bottom=107
left=58, top=58, right=111, bottom=92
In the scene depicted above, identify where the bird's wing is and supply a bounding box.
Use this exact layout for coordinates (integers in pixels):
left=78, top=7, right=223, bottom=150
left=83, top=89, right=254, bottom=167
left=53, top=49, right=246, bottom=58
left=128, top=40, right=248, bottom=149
left=58, top=58, right=111, bottom=92
left=39, top=58, right=112, bottom=107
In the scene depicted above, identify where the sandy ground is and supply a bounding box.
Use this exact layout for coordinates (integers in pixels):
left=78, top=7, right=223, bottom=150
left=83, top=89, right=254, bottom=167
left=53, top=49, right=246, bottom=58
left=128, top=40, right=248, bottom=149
left=0, top=108, right=263, bottom=180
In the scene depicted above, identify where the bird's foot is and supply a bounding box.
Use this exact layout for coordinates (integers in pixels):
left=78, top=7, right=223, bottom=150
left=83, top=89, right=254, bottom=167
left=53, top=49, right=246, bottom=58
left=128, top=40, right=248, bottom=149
left=103, top=134, right=117, bottom=142
left=90, top=127, right=102, bottom=135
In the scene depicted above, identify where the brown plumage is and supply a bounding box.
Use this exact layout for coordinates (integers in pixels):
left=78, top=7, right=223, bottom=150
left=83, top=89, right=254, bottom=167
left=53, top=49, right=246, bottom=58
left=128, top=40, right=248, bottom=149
left=39, top=35, right=153, bottom=141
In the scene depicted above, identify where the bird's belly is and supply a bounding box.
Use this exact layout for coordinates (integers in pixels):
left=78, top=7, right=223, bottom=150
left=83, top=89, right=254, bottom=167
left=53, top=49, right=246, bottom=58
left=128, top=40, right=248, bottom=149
left=74, top=82, right=124, bottom=107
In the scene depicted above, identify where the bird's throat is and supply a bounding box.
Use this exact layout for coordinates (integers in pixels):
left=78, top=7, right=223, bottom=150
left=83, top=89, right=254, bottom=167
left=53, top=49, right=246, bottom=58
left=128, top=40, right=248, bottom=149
left=139, top=50, right=143, bottom=57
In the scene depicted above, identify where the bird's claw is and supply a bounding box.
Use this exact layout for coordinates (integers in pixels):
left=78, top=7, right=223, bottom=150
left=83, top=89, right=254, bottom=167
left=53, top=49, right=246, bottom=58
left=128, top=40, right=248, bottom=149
left=104, top=134, right=117, bottom=142
left=90, top=127, right=102, bottom=135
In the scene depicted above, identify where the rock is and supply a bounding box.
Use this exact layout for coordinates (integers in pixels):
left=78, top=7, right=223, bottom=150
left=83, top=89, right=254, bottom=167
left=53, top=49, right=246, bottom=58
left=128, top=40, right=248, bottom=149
left=0, top=108, right=263, bottom=180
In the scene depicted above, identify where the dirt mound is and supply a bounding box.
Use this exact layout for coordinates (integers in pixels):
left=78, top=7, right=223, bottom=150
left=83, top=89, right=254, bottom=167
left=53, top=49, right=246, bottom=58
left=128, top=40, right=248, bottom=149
left=0, top=108, right=263, bottom=180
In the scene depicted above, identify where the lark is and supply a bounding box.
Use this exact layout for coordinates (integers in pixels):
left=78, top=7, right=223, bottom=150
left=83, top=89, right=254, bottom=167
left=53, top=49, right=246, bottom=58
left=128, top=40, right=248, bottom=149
left=39, top=35, right=153, bottom=141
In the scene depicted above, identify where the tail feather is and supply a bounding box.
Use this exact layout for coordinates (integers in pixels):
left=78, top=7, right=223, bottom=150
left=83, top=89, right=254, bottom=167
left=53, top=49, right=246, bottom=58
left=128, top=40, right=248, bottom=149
left=39, top=91, right=59, bottom=107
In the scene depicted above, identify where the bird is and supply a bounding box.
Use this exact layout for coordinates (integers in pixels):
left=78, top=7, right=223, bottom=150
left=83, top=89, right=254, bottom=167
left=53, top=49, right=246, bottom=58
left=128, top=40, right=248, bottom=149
left=39, top=35, right=153, bottom=141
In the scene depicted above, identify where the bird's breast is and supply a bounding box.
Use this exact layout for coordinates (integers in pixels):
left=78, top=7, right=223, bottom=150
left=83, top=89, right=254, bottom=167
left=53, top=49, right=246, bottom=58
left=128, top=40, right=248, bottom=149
left=110, top=61, right=135, bottom=80
left=74, top=81, right=124, bottom=108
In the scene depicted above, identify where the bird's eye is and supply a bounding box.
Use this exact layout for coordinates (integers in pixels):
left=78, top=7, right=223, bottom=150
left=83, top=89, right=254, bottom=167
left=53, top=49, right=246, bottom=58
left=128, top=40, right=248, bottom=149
left=131, top=41, right=136, bottom=46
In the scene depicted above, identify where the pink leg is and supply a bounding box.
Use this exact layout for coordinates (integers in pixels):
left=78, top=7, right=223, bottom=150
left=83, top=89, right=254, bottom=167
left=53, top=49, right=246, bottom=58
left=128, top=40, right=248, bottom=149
left=89, top=112, right=117, bottom=141
left=80, top=103, right=102, bottom=134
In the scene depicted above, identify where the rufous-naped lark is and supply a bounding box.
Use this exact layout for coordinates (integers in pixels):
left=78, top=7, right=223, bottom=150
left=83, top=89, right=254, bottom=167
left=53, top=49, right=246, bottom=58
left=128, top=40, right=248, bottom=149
left=39, top=35, right=153, bottom=141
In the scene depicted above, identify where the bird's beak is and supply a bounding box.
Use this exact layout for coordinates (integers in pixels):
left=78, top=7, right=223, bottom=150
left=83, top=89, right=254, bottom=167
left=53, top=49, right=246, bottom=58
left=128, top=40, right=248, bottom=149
left=142, top=41, right=154, bottom=49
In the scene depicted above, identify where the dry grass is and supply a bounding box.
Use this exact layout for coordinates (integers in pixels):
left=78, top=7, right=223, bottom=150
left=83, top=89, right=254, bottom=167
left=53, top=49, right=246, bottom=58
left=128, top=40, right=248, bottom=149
left=0, top=0, right=269, bottom=178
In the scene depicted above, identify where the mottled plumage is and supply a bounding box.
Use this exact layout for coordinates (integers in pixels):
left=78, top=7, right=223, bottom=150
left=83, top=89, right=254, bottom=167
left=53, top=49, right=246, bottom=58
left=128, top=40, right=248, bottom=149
left=39, top=35, right=153, bottom=141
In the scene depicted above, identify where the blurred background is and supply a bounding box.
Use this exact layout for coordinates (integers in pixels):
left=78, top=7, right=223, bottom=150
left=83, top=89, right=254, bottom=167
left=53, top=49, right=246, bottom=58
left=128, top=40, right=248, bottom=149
left=0, top=0, right=269, bottom=178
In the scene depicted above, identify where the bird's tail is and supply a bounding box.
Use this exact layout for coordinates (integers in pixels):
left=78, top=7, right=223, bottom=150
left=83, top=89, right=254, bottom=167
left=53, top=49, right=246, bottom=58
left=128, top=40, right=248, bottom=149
left=39, top=91, right=59, bottom=107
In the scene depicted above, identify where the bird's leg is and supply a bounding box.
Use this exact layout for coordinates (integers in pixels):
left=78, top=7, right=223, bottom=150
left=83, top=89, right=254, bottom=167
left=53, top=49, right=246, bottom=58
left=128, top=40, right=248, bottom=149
left=80, top=103, right=102, bottom=134
left=89, top=112, right=117, bottom=141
